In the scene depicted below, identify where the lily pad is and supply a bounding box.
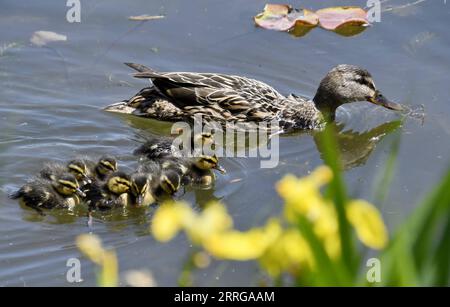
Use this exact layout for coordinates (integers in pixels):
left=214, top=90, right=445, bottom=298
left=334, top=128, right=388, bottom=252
left=254, top=4, right=319, bottom=34
left=316, top=6, right=369, bottom=36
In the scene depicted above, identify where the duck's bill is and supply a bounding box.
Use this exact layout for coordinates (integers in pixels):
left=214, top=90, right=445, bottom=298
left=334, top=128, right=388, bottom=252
left=214, top=164, right=227, bottom=174
left=83, top=175, right=92, bottom=184
left=136, top=195, right=143, bottom=207
left=76, top=188, right=86, bottom=198
left=103, top=101, right=135, bottom=114
left=368, top=91, right=403, bottom=111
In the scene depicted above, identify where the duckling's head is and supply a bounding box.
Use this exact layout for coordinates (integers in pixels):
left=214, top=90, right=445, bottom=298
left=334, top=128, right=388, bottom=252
left=313, top=65, right=402, bottom=119
left=53, top=173, right=86, bottom=197
left=67, top=159, right=91, bottom=184
left=130, top=173, right=150, bottom=206
left=159, top=170, right=181, bottom=195
left=96, top=156, right=118, bottom=176
left=193, top=155, right=226, bottom=174
left=106, top=172, right=131, bottom=195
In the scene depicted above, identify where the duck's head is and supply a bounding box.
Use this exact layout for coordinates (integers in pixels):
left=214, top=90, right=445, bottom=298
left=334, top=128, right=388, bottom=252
left=159, top=170, right=181, bottom=195
left=96, top=156, right=118, bottom=177
left=193, top=155, right=226, bottom=174
left=313, top=65, right=402, bottom=119
left=53, top=173, right=86, bottom=198
left=130, top=173, right=151, bottom=206
left=67, top=159, right=91, bottom=184
left=106, top=172, right=131, bottom=195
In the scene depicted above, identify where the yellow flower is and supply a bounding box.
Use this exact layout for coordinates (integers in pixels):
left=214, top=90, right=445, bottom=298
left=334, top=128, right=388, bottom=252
left=346, top=200, right=388, bottom=249
left=76, top=234, right=118, bottom=287
left=186, top=202, right=233, bottom=244
left=277, top=166, right=332, bottom=223
left=151, top=202, right=195, bottom=242
left=76, top=234, right=104, bottom=264
left=259, top=228, right=314, bottom=277
left=203, top=219, right=281, bottom=261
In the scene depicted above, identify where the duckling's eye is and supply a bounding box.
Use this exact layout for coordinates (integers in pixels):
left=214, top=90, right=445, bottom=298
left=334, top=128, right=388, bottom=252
left=101, top=161, right=117, bottom=171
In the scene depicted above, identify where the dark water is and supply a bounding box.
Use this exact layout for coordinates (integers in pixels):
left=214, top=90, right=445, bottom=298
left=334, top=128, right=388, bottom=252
left=0, top=0, right=449, bottom=286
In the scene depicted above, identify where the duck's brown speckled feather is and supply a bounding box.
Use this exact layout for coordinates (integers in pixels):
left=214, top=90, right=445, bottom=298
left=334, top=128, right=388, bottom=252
left=109, top=63, right=324, bottom=131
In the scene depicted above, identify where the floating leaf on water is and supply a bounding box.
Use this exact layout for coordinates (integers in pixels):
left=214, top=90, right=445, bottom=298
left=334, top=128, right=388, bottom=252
left=30, top=31, right=67, bottom=47
left=128, top=15, right=165, bottom=21
left=254, top=4, right=319, bottom=34
left=316, top=6, right=369, bottom=36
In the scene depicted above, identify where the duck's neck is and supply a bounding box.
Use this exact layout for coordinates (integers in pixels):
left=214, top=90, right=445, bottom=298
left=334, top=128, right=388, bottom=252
left=313, top=91, right=338, bottom=122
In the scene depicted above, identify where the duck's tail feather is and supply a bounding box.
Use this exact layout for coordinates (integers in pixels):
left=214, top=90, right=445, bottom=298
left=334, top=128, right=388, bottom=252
left=124, top=62, right=155, bottom=72
left=9, top=189, right=23, bottom=199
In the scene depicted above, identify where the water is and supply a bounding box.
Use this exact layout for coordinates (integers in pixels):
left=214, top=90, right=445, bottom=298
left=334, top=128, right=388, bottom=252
left=0, top=0, right=449, bottom=286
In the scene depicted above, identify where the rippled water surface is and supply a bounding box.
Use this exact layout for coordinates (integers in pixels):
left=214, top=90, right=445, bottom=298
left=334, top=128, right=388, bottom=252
left=0, top=0, right=449, bottom=286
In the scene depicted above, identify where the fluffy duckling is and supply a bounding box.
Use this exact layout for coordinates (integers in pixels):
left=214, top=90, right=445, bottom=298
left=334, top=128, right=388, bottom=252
left=137, top=161, right=183, bottom=201
left=152, top=169, right=182, bottom=200
left=133, top=132, right=215, bottom=160
left=85, top=156, right=118, bottom=182
left=40, top=159, right=92, bottom=187
left=10, top=173, right=86, bottom=215
left=128, top=173, right=156, bottom=207
left=185, top=155, right=226, bottom=187
left=84, top=171, right=131, bottom=212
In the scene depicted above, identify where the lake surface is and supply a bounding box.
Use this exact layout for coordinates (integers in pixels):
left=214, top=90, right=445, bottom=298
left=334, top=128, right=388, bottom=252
left=0, top=0, right=449, bottom=286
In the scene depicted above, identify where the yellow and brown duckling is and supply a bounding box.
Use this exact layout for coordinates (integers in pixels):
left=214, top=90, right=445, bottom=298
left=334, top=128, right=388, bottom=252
left=185, top=154, right=226, bottom=187
left=40, top=159, right=92, bottom=187
left=84, top=171, right=131, bottom=212
left=85, top=155, right=118, bottom=182
left=128, top=172, right=156, bottom=207
left=10, top=173, right=85, bottom=215
left=137, top=161, right=183, bottom=201
left=133, top=131, right=216, bottom=160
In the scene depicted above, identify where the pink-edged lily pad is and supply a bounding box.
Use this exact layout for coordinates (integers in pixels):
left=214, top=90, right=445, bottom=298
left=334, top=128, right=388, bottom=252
left=254, top=4, right=319, bottom=34
left=316, top=6, right=369, bottom=36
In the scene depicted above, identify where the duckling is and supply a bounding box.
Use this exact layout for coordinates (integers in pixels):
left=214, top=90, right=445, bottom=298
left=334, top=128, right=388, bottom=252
left=40, top=159, right=92, bottom=187
left=133, top=131, right=215, bottom=160
left=85, top=156, right=118, bottom=182
left=137, top=160, right=183, bottom=201
left=10, top=173, right=86, bottom=215
left=84, top=171, right=131, bottom=212
left=184, top=154, right=226, bottom=187
left=105, top=63, right=403, bottom=132
left=128, top=173, right=155, bottom=207
left=152, top=169, right=182, bottom=201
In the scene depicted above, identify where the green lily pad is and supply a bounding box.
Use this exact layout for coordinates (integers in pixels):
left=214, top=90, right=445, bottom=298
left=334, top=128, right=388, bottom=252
left=254, top=4, right=319, bottom=34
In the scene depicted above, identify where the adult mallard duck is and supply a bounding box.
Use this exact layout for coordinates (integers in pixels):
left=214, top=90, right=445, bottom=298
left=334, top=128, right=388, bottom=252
left=104, top=63, right=402, bottom=132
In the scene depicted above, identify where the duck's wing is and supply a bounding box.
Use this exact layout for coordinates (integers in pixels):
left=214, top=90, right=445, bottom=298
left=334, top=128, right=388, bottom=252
left=125, top=63, right=284, bottom=113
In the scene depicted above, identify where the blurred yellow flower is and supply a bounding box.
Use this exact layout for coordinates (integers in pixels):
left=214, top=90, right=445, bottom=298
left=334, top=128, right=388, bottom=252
left=151, top=202, right=195, bottom=242
left=76, top=234, right=118, bottom=287
left=204, top=219, right=281, bottom=260
left=346, top=200, right=388, bottom=249
left=260, top=229, right=314, bottom=277
left=76, top=234, right=104, bottom=264
left=186, top=202, right=233, bottom=244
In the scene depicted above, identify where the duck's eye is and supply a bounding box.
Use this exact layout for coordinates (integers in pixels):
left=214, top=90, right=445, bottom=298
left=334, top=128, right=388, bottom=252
left=355, top=77, right=375, bottom=90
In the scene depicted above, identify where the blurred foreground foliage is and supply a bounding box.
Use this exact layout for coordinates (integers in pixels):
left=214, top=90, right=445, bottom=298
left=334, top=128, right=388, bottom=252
left=77, top=126, right=449, bottom=286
